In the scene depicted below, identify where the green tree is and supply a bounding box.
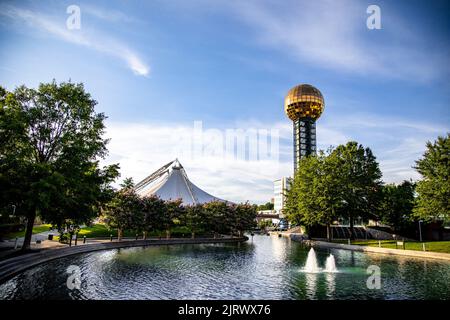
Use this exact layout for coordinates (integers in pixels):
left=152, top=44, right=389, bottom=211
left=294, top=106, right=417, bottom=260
left=141, top=195, right=166, bottom=239
left=378, top=181, right=415, bottom=232
left=413, top=134, right=450, bottom=223
left=285, top=151, right=341, bottom=241
left=162, top=199, right=184, bottom=239
left=233, top=202, right=257, bottom=237
left=257, top=202, right=274, bottom=211
left=183, top=204, right=205, bottom=238
left=203, top=201, right=229, bottom=238
left=0, top=81, right=119, bottom=249
left=104, top=180, right=142, bottom=241
left=285, top=142, right=382, bottom=240
left=331, top=142, right=382, bottom=239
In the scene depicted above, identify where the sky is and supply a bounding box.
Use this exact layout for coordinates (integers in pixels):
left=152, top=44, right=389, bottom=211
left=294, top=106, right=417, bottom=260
left=0, top=0, right=449, bottom=203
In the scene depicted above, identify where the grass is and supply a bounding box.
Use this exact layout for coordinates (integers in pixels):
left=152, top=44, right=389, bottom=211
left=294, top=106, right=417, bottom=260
left=331, top=239, right=450, bottom=253
left=3, top=224, right=53, bottom=239
left=76, top=223, right=195, bottom=239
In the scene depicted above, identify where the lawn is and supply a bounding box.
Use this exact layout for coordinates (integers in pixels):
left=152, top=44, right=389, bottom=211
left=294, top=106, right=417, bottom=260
left=4, top=224, right=53, bottom=239
left=76, top=223, right=194, bottom=238
left=331, top=239, right=450, bottom=253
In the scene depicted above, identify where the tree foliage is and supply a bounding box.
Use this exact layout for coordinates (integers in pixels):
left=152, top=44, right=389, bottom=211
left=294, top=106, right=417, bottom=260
left=285, top=141, right=382, bottom=240
left=378, top=181, right=415, bottom=231
left=413, top=134, right=449, bottom=222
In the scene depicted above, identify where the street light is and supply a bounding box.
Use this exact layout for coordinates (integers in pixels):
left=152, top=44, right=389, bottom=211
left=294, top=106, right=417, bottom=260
left=418, top=220, right=423, bottom=242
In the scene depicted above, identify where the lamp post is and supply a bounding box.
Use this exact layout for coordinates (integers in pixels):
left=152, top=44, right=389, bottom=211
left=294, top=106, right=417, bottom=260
left=418, top=220, right=423, bottom=242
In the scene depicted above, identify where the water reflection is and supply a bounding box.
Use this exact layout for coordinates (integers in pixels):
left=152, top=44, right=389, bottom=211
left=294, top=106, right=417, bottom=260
left=304, top=273, right=317, bottom=299
left=325, top=273, right=336, bottom=297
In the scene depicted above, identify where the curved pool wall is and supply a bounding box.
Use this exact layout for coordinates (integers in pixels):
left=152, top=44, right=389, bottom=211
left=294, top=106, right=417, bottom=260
left=0, top=237, right=247, bottom=284
left=1, top=235, right=450, bottom=300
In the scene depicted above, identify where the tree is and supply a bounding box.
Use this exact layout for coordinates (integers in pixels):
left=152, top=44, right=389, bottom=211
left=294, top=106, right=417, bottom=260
left=257, top=202, right=274, bottom=211
left=104, top=180, right=142, bottom=241
left=331, top=142, right=382, bottom=239
left=203, top=201, right=229, bottom=238
left=285, top=142, right=382, bottom=240
left=183, top=204, right=205, bottom=238
left=141, top=195, right=166, bottom=239
left=285, top=151, right=341, bottom=241
left=162, top=199, right=184, bottom=239
left=233, top=202, right=257, bottom=237
left=413, top=134, right=449, bottom=223
left=378, top=181, right=415, bottom=232
left=0, top=81, right=119, bottom=249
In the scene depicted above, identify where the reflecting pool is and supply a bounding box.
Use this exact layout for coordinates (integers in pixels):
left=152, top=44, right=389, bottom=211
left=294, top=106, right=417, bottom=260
left=1, top=235, right=449, bottom=299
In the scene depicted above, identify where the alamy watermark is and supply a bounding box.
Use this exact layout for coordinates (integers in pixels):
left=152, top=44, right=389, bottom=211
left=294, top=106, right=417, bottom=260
left=171, top=121, right=280, bottom=172
left=66, top=5, right=81, bottom=30
left=366, top=265, right=381, bottom=289
left=66, top=264, right=81, bottom=290
left=367, top=5, right=382, bottom=30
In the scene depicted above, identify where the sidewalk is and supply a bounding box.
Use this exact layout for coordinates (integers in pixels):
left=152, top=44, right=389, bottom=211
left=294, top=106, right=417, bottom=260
left=0, top=228, right=60, bottom=250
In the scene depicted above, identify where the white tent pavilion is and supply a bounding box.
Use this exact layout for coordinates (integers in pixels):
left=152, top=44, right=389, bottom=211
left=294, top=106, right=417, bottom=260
left=134, top=159, right=224, bottom=205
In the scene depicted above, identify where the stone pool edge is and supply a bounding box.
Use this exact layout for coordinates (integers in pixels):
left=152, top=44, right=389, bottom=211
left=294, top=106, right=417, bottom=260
left=285, top=233, right=450, bottom=261
left=0, top=237, right=248, bottom=284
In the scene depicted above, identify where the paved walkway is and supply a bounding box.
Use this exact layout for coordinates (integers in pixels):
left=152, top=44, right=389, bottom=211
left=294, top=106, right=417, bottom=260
left=285, top=233, right=450, bottom=261
left=0, top=228, right=60, bottom=250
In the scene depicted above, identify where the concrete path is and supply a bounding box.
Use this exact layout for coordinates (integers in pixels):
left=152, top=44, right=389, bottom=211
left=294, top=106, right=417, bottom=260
left=0, top=228, right=59, bottom=249
left=284, top=233, right=450, bottom=261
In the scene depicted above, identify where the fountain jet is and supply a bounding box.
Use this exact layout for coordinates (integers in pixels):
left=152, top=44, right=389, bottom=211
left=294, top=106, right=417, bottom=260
left=304, top=248, right=320, bottom=273
left=325, top=254, right=338, bottom=273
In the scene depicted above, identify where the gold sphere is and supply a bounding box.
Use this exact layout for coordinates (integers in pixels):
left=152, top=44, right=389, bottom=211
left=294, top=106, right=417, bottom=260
left=284, top=84, right=324, bottom=121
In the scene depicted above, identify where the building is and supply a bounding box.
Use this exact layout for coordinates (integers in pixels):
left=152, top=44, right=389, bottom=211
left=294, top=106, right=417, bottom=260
left=284, top=84, right=325, bottom=172
left=133, top=159, right=224, bottom=205
left=273, top=177, right=292, bottom=218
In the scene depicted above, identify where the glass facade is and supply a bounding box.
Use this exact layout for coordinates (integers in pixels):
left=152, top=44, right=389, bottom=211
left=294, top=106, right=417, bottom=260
left=293, top=117, right=316, bottom=172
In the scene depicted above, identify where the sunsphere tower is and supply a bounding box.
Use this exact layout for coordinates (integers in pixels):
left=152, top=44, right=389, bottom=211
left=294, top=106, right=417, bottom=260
left=284, top=84, right=325, bottom=172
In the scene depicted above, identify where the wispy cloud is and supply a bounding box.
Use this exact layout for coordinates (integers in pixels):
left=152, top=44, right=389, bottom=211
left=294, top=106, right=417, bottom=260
left=219, top=0, right=449, bottom=81
left=82, top=4, right=142, bottom=24
left=0, top=4, right=149, bottom=76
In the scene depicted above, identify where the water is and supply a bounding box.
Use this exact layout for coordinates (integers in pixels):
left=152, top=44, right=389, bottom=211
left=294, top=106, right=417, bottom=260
left=325, top=254, right=338, bottom=273
left=303, top=248, right=320, bottom=273
left=302, top=248, right=338, bottom=273
left=1, top=235, right=450, bottom=300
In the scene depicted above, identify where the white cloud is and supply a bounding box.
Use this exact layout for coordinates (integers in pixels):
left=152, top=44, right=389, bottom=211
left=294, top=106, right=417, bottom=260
left=0, top=4, right=149, bottom=76
left=101, top=115, right=445, bottom=204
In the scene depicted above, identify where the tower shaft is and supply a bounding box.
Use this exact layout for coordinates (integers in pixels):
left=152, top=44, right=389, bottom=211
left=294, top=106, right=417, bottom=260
left=293, top=117, right=316, bottom=172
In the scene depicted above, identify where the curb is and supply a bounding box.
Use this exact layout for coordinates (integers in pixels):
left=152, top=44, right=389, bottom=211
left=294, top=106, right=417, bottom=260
left=291, top=237, right=450, bottom=261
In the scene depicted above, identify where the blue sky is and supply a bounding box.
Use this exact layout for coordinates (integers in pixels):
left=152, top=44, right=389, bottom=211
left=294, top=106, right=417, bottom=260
left=0, top=0, right=449, bottom=203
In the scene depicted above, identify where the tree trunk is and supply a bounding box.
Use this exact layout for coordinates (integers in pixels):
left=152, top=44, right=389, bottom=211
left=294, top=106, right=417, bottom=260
left=118, top=228, right=123, bottom=242
left=326, top=224, right=331, bottom=242
left=191, top=232, right=195, bottom=239
left=21, top=210, right=36, bottom=251
left=349, top=216, right=355, bottom=240
left=143, top=231, right=147, bottom=240
left=166, top=229, right=170, bottom=239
